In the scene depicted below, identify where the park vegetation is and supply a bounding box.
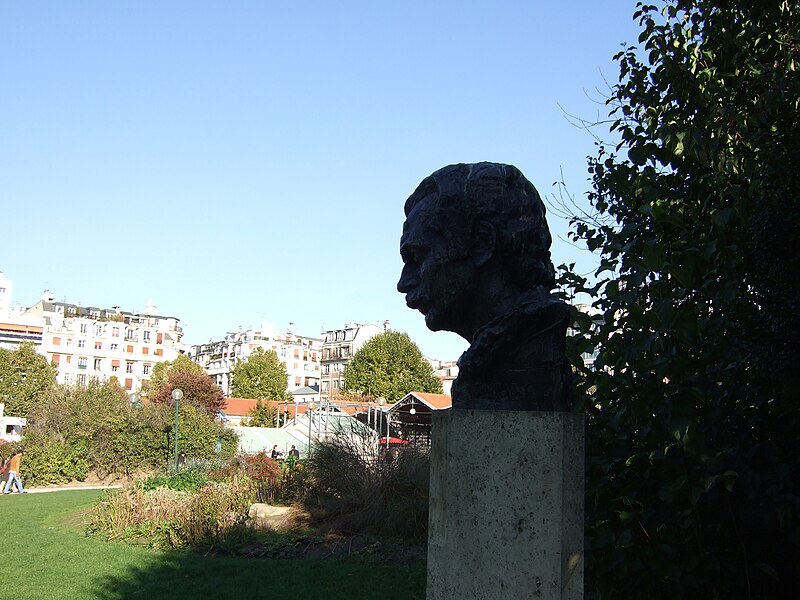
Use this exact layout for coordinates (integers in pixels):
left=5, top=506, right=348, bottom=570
left=342, top=330, right=442, bottom=403
left=0, top=350, right=238, bottom=486
left=0, top=342, right=56, bottom=416
left=230, top=347, right=291, bottom=402
left=559, top=1, right=799, bottom=597
left=89, top=437, right=427, bottom=556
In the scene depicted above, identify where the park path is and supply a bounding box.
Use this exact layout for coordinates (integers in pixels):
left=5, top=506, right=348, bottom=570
left=17, top=484, right=123, bottom=494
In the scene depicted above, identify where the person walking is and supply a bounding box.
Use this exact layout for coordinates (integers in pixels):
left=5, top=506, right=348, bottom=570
left=3, top=450, right=24, bottom=494
left=0, top=456, right=9, bottom=490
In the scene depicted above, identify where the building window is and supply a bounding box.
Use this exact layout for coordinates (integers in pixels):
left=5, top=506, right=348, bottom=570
left=94, top=359, right=102, bottom=371
left=64, top=373, right=72, bottom=383
left=53, top=337, right=61, bottom=346
left=110, top=343, right=118, bottom=351
left=66, top=338, right=72, bottom=346
left=125, top=329, right=135, bottom=341
left=112, top=327, right=119, bottom=338
left=126, top=362, right=133, bottom=373
left=78, top=357, right=88, bottom=369
left=77, top=374, right=87, bottom=385
left=143, top=364, right=151, bottom=375
left=143, top=331, right=150, bottom=343
left=78, top=339, right=85, bottom=348
left=95, top=341, right=102, bottom=350
left=111, top=365, right=119, bottom=372
left=80, top=323, right=87, bottom=333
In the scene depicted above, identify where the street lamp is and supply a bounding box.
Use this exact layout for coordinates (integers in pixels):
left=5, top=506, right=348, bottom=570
left=377, top=397, right=387, bottom=448
left=306, top=401, right=315, bottom=459
left=172, top=388, right=184, bottom=470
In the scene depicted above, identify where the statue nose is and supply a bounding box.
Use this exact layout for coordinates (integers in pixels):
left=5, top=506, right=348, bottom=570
left=397, top=268, right=415, bottom=293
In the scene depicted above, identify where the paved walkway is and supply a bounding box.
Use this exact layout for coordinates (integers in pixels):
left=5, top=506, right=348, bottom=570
left=6, top=485, right=123, bottom=494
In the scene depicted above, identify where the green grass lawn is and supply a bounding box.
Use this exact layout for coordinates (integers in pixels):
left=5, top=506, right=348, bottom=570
left=1, top=490, right=425, bottom=600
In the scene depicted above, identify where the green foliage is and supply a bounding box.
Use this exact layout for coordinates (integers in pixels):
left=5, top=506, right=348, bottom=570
left=560, top=2, right=800, bottom=597
left=244, top=399, right=277, bottom=427
left=230, top=347, right=291, bottom=401
left=0, top=342, right=56, bottom=416
left=143, top=468, right=210, bottom=493
left=22, top=379, right=237, bottom=485
left=342, top=331, right=442, bottom=403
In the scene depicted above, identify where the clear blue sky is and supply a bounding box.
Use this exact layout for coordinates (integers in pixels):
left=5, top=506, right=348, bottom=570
left=1, top=1, right=640, bottom=361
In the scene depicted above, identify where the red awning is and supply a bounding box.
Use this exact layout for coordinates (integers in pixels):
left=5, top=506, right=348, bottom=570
left=379, top=437, right=410, bottom=446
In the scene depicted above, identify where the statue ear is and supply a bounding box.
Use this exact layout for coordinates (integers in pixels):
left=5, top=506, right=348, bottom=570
left=471, top=220, right=496, bottom=267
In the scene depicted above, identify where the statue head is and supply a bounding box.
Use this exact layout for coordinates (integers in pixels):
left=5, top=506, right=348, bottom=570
left=397, top=162, right=555, bottom=342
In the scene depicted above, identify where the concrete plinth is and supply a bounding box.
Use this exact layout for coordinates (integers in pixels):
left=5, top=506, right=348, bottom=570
left=427, top=410, right=584, bottom=600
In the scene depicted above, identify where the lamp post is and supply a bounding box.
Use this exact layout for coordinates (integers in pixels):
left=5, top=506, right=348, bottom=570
left=172, top=388, right=183, bottom=470
left=377, top=397, right=387, bottom=448
left=306, top=401, right=315, bottom=459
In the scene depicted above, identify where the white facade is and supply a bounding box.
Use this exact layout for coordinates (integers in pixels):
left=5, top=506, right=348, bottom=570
left=319, top=322, right=384, bottom=402
left=0, top=272, right=11, bottom=317
left=429, top=359, right=459, bottom=396
left=24, top=296, right=184, bottom=393
left=0, top=403, right=26, bottom=443
left=189, top=322, right=322, bottom=396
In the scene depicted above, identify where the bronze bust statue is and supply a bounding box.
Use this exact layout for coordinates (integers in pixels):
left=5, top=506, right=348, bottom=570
left=398, top=162, right=571, bottom=411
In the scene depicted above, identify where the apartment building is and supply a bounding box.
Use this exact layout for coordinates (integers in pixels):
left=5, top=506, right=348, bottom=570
left=0, top=272, right=44, bottom=350
left=189, top=322, right=322, bottom=396
left=319, top=322, right=384, bottom=402
left=25, top=293, right=184, bottom=392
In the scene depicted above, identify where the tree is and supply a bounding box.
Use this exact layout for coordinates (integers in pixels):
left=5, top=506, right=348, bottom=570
left=244, top=400, right=277, bottom=428
left=23, top=378, right=236, bottom=484
left=342, top=331, right=442, bottom=403
left=230, top=347, right=290, bottom=401
left=140, top=353, right=204, bottom=399
left=0, top=342, right=56, bottom=416
left=150, top=370, right=226, bottom=415
left=560, top=2, right=800, bottom=597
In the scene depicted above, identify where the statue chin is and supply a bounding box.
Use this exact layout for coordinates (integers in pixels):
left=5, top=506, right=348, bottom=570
left=424, top=310, right=468, bottom=341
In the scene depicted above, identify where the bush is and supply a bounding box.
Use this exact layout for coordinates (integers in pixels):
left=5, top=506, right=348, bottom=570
left=239, top=452, right=307, bottom=505
left=20, top=431, right=91, bottom=485
left=21, top=380, right=238, bottom=484
left=90, top=472, right=255, bottom=551
left=143, top=467, right=209, bottom=493
left=304, top=433, right=429, bottom=538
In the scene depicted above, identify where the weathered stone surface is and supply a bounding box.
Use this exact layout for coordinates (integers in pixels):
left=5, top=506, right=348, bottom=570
left=427, top=410, right=584, bottom=599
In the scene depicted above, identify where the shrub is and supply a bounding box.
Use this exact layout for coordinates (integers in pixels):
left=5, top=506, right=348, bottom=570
left=22, top=381, right=238, bottom=483
left=304, top=432, right=429, bottom=538
left=143, top=467, right=209, bottom=493
left=239, top=452, right=306, bottom=504
left=90, top=473, right=255, bottom=551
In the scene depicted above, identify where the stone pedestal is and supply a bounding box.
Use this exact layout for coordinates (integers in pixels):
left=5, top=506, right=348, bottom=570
left=427, top=410, right=584, bottom=599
